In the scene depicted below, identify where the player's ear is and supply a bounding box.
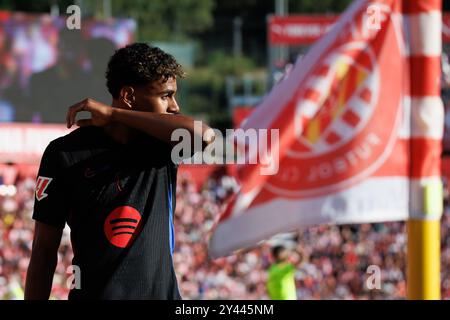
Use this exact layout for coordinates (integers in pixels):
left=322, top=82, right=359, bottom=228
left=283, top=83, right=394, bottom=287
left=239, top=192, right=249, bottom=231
left=119, top=86, right=135, bottom=109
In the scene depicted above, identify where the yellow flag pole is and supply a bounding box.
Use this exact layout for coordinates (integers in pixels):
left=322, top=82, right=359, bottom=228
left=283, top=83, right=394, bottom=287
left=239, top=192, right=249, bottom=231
left=403, top=0, right=443, bottom=300
left=407, top=178, right=443, bottom=300
left=407, top=217, right=441, bottom=299
left=406, top=181, right=443, bottom=299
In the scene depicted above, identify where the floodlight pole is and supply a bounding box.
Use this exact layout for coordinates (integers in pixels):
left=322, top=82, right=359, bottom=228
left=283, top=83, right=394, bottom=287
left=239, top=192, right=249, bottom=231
left=275, top=0, right=288, bottom=64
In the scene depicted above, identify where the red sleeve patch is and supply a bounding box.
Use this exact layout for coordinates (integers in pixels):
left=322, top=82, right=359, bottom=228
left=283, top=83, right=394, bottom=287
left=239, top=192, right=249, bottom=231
left=35, top=176, right=53, bottom=201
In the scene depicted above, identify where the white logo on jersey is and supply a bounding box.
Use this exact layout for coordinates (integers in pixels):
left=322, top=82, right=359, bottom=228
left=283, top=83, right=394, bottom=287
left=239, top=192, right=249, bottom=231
left=36, top=176, right=53, bottom=201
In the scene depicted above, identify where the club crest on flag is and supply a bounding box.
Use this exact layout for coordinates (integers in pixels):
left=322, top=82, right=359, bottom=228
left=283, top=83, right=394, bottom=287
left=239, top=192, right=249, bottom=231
left=293, top=42, right=378, bottom=155
left=266, top=8, right=404, bottom=199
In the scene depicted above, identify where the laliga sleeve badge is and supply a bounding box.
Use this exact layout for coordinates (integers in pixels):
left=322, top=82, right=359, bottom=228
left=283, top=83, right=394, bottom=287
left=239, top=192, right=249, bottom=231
left=35, top=176, right=53, bottom=201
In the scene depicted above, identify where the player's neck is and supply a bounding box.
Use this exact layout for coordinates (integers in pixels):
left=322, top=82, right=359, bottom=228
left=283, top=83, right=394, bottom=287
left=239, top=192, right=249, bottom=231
left=103, top=103, right=134, bottom=144
left=103, top=122, right=135, bottom=145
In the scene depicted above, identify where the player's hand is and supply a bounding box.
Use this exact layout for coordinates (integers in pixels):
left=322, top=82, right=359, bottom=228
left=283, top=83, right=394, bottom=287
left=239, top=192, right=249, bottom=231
left=66, top=98, right=114, bottom=129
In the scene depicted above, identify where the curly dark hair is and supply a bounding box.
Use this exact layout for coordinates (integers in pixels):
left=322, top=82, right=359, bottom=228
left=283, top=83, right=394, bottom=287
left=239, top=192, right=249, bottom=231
left=106, top=43, right=185, bottom=98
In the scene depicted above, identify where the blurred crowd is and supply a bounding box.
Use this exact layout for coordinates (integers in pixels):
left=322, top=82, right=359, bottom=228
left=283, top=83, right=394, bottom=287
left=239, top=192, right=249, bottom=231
left=1, top=168, right=450, bottom=300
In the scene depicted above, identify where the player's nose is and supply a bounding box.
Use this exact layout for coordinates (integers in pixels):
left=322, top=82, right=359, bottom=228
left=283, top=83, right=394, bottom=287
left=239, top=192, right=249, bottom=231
left=168, top=98, right=180, bottom=114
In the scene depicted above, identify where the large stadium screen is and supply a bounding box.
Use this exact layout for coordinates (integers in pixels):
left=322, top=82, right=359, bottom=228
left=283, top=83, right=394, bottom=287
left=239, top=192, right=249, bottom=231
left=0, top=11, right=136, bottom=124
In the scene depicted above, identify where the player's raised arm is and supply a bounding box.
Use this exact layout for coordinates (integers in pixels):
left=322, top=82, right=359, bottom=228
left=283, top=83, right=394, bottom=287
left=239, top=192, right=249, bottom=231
left=66, top=97, right=215, bottom=150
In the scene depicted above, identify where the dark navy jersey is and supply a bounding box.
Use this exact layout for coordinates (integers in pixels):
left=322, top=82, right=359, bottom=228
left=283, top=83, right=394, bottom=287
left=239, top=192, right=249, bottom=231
left=32, top=126, right=181, bottom=300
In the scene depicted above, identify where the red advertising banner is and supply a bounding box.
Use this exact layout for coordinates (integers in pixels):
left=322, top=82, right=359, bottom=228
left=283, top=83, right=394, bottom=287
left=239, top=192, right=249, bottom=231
left=0, top=123, right=72, bottom=164
left=269, top=14, right=450, bottom=45
left=268, top=15, right=338, bottom=45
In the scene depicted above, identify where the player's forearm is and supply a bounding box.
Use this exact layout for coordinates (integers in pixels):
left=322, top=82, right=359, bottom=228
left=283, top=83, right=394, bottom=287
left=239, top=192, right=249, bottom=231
left=25, top=251, right=58, bottom=300
left=111, top=108, right=215, bottom=148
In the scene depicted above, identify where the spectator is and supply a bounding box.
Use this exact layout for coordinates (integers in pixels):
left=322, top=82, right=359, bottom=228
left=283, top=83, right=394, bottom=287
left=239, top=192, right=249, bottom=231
left=266, top=245, right=297, bottom=300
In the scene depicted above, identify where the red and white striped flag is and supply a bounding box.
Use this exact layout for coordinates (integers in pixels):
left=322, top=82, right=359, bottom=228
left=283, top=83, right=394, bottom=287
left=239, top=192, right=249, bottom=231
left=209, top=0, right=443, bottom=258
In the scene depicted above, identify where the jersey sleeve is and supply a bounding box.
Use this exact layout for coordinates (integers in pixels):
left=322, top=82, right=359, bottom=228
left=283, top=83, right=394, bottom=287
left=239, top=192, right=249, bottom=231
left=32, top=141, right=69, bottom=229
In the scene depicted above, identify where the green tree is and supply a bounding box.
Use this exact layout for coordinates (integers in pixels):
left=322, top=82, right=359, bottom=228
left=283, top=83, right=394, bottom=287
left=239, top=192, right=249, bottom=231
left=111, top=0, right=215, bottom=42
left=0, top=0, right=73, bottom=12
left=290, top=0, right=353, bottom=13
